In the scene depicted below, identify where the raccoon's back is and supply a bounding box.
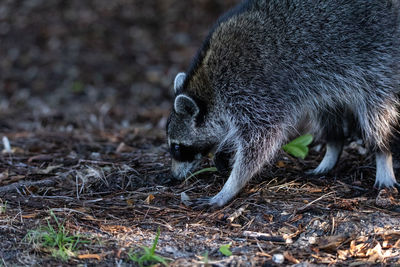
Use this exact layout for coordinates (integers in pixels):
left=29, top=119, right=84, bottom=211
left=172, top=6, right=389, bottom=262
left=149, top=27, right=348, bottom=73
left=199, top=0, right=400, bottom=99
left=254, top=0, right=400, bottom=62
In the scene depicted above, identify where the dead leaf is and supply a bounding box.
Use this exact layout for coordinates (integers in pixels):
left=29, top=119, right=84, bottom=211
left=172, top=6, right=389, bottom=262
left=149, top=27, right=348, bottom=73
left=144, top=194, right=155, bottom=204
left=317, top=235, right=347, bottom=251
left=126, top=199, right=134, bottom=206
left=349, top=239, right=371, bottom=257
left=217, top=213, right=225, bottom=220
left=366, top=243, right=383, bottom=262
left=276, top=161, right=286, bottom=168
left=337, top=249, right=349, bottom=260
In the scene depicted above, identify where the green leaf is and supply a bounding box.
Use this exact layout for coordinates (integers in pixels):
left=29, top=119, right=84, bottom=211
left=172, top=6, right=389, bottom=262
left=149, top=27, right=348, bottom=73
left=219, top=244, right=232, bottom=257
left=287, top=134, right=313, bottom=146
left=283, top=144, right=309, bottom=159
left=282, top=134, right=313, bottom=159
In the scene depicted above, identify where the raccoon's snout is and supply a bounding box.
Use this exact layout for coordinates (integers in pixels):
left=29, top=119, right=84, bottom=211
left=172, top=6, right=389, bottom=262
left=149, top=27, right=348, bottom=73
left=171, top=159, right=200, bottom=180
left=169, top=143, right=202, bottom=179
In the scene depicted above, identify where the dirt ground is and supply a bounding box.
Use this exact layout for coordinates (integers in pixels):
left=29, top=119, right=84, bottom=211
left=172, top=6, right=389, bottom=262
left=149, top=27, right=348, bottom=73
left=1, top=1, right=400, bottom=266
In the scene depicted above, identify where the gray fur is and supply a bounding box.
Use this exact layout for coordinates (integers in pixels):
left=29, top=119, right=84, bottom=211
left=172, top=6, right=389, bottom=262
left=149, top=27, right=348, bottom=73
left=167, top=0, right=400, bottom=207
left=174, top=72, right=186, bottom=93
left=174, top=94, right=199, bottom=117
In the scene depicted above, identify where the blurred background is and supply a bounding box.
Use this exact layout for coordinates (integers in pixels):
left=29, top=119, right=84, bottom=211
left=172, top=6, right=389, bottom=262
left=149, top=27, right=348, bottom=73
left=0, top=0, right=239, bottom=137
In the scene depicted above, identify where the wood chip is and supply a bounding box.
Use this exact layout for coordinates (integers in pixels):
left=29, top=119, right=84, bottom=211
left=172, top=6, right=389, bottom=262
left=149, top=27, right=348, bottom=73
left=317, top=235, right=348, bottom=251
left=227, top=204, right=248, bottom=223
left=78, top=254, right=102, bottom=260
left=283, top=251, right=299, bottom=264
left=145, top=194, right=155, bottom=204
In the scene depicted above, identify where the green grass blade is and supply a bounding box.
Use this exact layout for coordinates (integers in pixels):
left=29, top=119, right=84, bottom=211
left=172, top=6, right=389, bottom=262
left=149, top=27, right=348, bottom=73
left=186, top=167, right=217, bottom=180
left=151, top=227, right=160, bottom=254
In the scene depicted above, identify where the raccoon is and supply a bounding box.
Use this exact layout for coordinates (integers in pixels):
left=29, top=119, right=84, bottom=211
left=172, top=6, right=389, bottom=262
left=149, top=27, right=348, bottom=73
left=166, top=0, right=400, bottom=208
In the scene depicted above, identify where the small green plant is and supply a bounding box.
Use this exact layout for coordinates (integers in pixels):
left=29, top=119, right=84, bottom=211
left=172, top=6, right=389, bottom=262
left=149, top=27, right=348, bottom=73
left=24, top=210, right=88, bottom=261
left=186, top=167, right=217, bottom=181
left=0, top=201, right=7, bottom=214
left=71, top=81, right=84, bottom=94
left=282, top=134, right=313, bottom=159
left=219, top=244, right=232, bottom=257
left=128, top=227, right=169, bottom=267
left=202, top=251, right=209, bottom=265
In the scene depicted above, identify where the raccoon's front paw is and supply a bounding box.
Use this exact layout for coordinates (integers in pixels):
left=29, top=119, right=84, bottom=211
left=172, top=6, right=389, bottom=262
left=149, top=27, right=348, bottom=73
left=374, top=180, right=400, bottom=191
left=374, top=172, right=400, bottom=190
left=191, top=196, right=225, bottom=210
left=190, top=197, right=213, bottom=210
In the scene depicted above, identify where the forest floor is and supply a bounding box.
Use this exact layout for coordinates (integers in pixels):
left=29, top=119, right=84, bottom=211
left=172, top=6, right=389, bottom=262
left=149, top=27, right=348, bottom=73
left=1, top=0, right=400, bottom=266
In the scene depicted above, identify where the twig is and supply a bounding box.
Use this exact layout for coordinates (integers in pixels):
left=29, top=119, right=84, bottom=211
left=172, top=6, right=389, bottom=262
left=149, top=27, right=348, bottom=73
left=243, top=231, right=286, bottom=242
left=295, top=192, right=335, bottom=214
left=0, top=178, right=57, bottom=195
left=51, top=207, right=93, bottom=218
left=1, top=256, right=8, bottom=267
left=227, top=204, right=248, bottom=223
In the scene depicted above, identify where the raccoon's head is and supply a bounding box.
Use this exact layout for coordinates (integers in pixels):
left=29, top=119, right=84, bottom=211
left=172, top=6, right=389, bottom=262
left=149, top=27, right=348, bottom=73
left=166, top=72, right=215, bottom=180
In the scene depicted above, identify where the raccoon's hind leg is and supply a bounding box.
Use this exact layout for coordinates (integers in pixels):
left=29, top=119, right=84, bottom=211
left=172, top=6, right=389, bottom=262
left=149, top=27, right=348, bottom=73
left=366, top=102, right=399, bottom=189
left=310, top=141, right=343, bottom=175
left=375, top=149, right=399, bottom=189
left=309, top=113, right=344, bottom=175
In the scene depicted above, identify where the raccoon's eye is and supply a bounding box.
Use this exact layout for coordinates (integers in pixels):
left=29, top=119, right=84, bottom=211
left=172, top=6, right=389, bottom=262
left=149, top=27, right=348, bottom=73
left=171, top=144, right=181, bottom=158
left=170, top=143, right=182, bottom=160
left=170, top=143, right=197, bottom=162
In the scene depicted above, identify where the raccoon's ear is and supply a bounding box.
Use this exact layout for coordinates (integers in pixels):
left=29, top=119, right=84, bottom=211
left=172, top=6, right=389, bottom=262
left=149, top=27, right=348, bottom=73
left=174, top=72, right=186, bottom=93
left=174, top=94, right=199, bottom=117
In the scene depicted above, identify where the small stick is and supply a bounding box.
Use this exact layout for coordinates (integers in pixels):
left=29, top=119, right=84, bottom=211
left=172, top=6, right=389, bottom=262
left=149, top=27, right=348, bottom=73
left=295, top=192, right=334, bottom=213
left=227, top=204, right=248, bottom=223
left=243, top=230, right=286, bottom=242
left=0, top=178, right=57, bottom=194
